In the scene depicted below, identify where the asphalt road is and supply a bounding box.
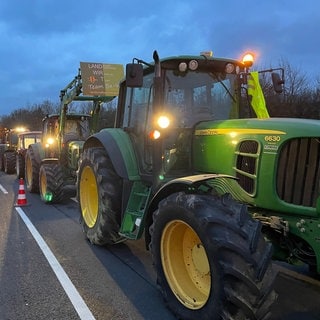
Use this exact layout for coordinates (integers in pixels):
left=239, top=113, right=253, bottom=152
left=0, top=173, right=320, bottom=320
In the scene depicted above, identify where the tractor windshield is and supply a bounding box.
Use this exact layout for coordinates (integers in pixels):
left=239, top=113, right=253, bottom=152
left=64, top=118, right=90, bottom=142
left=20, top=134, right=41, bottom=149
left=122, top=69, right=240, bottom=132
left=164, top=70, right=239, bottom=127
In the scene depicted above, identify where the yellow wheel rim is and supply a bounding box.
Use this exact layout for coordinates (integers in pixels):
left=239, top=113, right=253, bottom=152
left=39, top=168, right=47, bottom=198
left=25, top=155, right=32, bottom=187
left=80, top=166, right=98, bottom=228
left=161, top=220, right=211, bottom=310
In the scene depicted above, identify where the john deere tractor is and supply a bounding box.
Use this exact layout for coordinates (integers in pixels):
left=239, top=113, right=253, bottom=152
left=0, top=127, right=30, bottom=174
left=25, top=65, right=123, bottom=203
left=0, top=128, right=18, bottom=174
left=77, top=50, right=319, bottom=319
left=16, top=130, right=42, bottom=178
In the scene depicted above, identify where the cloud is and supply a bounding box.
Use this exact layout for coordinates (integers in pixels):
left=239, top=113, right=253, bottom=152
left=0, top=0, right=319, bottom=115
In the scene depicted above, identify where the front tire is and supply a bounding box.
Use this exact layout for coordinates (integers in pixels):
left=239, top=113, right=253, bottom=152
left=77, top=147, right=124, bottom=245
left=16, top=154, right=25, bottom=178
left=4, top=152, right=16, bottom=174
left=150, top=192, right=277, bottom=320
left=25, top=147, right=40, bottom=193
left=39, top=164, right=67, bottom=203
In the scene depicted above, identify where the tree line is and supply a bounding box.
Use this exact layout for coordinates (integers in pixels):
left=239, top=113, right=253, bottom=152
left=261, top=59, right=319, bottom=119
left=0, top=100, right=117, bottom=132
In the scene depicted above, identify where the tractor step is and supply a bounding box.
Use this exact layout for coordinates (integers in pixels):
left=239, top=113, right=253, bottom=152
left=119, top=181, right=151, bottom=240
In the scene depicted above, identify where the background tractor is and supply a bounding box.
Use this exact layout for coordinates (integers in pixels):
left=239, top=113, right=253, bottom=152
left=25, top=63, right=124, bottom=203
left=0, top=127, right=27, bottom=174
left=16, top=130, right=42, bottom=178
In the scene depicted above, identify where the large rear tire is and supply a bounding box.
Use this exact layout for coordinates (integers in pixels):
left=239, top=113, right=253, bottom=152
left=39, top=164, right=67, bottom=203
left=16, top=154, right=25, bottom=178
left=4, top=152, right=16, bottom=174
left=77, top=147, right=124, bottom=245
left=0, top=150, right=4, bottom=171
left=0, top=156, right=3, bottom=171
left=25, top=147, right=40, bottom=193
left=150, top=192, right=277, bottom=320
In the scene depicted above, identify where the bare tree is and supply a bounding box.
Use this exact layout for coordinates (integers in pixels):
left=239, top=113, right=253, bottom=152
left=259, top=58, right=320, bottom=119
left=280, top=58, right=308, bottom=105
left=0, top=100, right=59, bottom=131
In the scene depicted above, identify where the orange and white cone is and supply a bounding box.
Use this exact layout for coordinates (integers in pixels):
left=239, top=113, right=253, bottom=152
left=15, top=178, right=29, bottom=206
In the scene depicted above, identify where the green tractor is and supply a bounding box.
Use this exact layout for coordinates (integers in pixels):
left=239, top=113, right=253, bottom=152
left=25, top=66, right=122, bottom=203
left=77, top=50, right=319, bottom=319
left=16, top=130, right=42, bottom=178
left=0, top=128, right=22, bottom=174
left=25, top=112, right=92, bottom=201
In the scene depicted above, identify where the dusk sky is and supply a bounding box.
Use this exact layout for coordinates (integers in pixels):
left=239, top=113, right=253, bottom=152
left=0, top=0, right=319, bottom=116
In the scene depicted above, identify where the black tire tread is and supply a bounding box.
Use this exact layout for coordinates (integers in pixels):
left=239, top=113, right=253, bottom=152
left=40, top=164, right=67, bottom=203
left=4, top=151, right=16, bottom=174
left=25, top=148, right=40, bottom=193
left=78, top=147, right=123, bottom=245
left=16, top=154, right=25, bottom=178
left=150, top=192, right=277, bottom=320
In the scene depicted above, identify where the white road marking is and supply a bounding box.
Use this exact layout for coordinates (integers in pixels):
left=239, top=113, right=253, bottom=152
left=0, top=184, right=8, bottom=194
left=15, top=206, right=96, bottom=320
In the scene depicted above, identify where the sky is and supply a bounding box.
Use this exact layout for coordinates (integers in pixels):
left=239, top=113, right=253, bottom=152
left=0, top=0, right=319, bottom=116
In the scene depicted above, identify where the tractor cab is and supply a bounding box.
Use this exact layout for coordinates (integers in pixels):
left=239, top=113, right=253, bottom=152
left=117, top=52, right=252, bottom=181
left=63, top=117, right=90, bottom=143
left=42, top=114, right=91, bottom=160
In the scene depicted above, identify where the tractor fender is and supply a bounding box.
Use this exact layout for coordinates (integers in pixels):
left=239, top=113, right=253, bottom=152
left=149, top=173, right=237, bottom=210
left=144, top=173, right=237, bottom=246
left=41, top=158, right=59, bottom=165
left=83, top=128, right=140, bottom=180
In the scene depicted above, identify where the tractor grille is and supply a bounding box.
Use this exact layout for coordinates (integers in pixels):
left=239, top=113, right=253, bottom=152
left=277, top=138, right=320, bottom=207
left=235, top=140, right=259, bottom=194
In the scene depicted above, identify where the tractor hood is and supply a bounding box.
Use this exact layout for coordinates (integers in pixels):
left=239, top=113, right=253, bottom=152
left=194, top=117, right=320, bottom=138
left=193, top=117, right=320, bottom=215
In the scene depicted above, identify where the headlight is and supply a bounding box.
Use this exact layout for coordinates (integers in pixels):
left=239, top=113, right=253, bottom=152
left=149, top=130, right=161, bottom=140
left=47, top=137, right=55, bottom=145
left=157, top=115, right=170, bottom=129
left=149, top=114, right=171, bottom=140
left=45, top=137, right=55, bottom=148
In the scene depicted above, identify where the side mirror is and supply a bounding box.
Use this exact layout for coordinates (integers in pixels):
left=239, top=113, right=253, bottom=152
left=126, top=63, right=143, bottom=87
left=271, top=72, right=284, bottom=94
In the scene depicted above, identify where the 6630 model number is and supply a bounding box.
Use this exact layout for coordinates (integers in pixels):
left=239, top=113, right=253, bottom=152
left=264, top=135, right=281, bottom=142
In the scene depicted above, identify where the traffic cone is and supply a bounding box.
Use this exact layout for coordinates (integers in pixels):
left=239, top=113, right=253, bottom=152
left=15, top=178, right=29, bottom=206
